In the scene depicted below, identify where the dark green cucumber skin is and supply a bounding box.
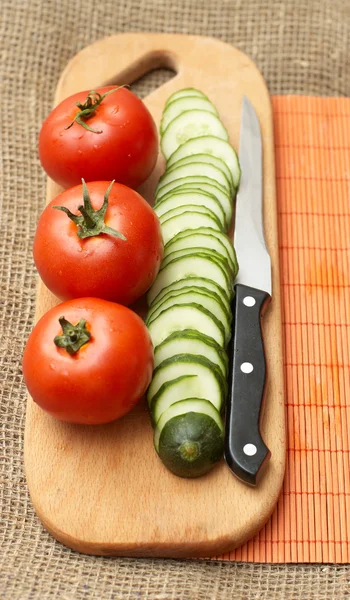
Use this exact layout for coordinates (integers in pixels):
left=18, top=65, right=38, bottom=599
left=157, top=412, right=224, bottom=478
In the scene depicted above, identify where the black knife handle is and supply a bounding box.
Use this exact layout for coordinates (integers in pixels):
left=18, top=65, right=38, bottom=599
left=224, top=283, right=271, bottom=486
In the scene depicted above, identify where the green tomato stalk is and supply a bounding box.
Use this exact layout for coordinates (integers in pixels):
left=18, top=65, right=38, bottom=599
left=53, top=180, right=127, bottom=241
left=54, top=317, right=91, bottom=355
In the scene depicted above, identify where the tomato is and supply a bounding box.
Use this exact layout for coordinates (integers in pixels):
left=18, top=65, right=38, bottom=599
left=33, top=180, right=163, bottom=305
left=38, top=86, right=158, bottom=190
left=22, top=298, right=153, bottom=424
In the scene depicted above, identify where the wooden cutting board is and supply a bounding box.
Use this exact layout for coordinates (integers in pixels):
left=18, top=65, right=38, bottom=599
left=24, top=33, right=286, bottom=558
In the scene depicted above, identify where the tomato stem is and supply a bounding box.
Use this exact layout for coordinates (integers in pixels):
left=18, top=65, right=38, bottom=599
left=65, top=87, right=125, bottom=133
left=53, top=180, right=127, bottom=241
left=54, top=317, right=91, bottom=355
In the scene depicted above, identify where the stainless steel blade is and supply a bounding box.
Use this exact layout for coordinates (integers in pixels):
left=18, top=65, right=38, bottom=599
left=234, top=96, right=271, bottom=295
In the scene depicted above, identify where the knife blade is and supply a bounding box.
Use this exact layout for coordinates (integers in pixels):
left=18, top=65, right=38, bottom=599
left=224, top=96, right=271, bottom=486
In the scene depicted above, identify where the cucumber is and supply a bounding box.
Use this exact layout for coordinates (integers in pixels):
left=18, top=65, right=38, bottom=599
left=147, top=253, right=233, bottom=304
left=160, top=97, right=218, bottom=134
left=166, top=227, right=238, bottom=279
left=153, top=330, right=228, bottom=377
left=147, top=302, right=225, bottom=347
left=160, top=247, right=233, bottom=279
left=146, top=288, right=231, bottom=345
left=144, top=87, right=241, bottom=479
left=155, top=180, right=233, bottom=228
left=167, top=135, right=241, bottom=188
left=165, top=88, right=207, bottom=106
left=147, top=354, right=227, bottom=408
left=154, top=399, right=224, bottom=478
left=155, top=175, right=229, bottom=203
left=160, top=211, right=223, bottom=245
left=161, top=110, right=229, bottom=160
left=168, top=153, right=234, bottom=193
left=156, top=162, right=231, bottom=196
left=149, top=277, right=231, bottom=311
left=155, top=191, right=226, bottom=230
left=164, top=233, right=235, bottom=273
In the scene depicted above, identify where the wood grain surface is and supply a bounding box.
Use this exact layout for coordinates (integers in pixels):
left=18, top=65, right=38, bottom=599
left=24, top=33, right=286, bottom=557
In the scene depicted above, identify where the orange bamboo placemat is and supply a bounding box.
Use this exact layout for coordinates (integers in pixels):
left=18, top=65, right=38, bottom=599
left=220, top=96, right=350, bottom=563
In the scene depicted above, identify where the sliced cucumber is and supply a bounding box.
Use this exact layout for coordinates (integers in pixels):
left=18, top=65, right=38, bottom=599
left=154, top=399, right=224, bottom=478
left=161, top=110, right=229, bottom=160
left=155, top=179, right=233, bottom=229
left=167, top=135, right=241, bottom=188
left=160, top=248, right=233, bottom=279
left=164, top=232, right=235, bottom=273
left=149, top=277, right=231, bottom=311
left=155, top=175, right=229, bottom=203
left=155, top=191, right=226, bottom=230
left=160, top=211, right=223, bottom=245
left=153, top=330, right=228, bottom=377
left=160, top=97, right=218, bottom=134
left=150, top=375, right=199, bottom=423
left=168, top=153, right=234, bottom=193
left=147, top=302, right=225, bottom=347
left=148, top=284, right=231, bottom=321
left=165, top=88, right=207, bottom=106
left=147, top=288, right=231, bottom=345
left=147, top=354, right=226, bottom=408
left=156, top=162, right=231, bottom=196
left=166, top=227, right=238, bottom=280
left=159, top=203, right=221, bottom=226
left=147, top=253, right=233, bottom=304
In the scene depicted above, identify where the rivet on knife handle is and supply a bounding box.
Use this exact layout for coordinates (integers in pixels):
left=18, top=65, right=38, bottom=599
left=224, top=283, right=271, bottom=485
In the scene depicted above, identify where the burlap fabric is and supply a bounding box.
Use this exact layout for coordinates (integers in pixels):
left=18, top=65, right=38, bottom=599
left=1, top=0, right=349, bottom=598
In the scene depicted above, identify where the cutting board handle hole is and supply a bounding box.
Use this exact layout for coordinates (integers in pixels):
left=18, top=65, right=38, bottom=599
left=102, top=50, right=178, bottom=98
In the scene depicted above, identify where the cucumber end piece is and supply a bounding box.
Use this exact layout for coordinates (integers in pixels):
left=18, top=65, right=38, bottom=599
left=156, top=412, right=224, bottom=478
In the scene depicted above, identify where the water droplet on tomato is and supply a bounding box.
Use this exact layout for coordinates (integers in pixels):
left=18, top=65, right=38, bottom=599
left=49, top=363, right=56, bottom=371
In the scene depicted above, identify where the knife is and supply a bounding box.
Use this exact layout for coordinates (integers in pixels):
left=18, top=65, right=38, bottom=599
left=224, top=96, right=272, bottom=486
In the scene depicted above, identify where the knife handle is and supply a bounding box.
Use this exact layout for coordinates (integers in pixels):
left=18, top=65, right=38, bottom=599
left=224, top=283, right=271, bottom=486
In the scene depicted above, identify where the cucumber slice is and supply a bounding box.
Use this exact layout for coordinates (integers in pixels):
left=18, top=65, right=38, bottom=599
left=160, top=248, right=233, bottom=279
left=155, top=191, right=226, bottom=230
left=168, top=153, right=234, bottom=193
left=155, top=175, right=229, bottom=203
left=155, top=399, right=224, bottom=478
left=167, top=135, right=241, bottom=188
left=147, top=254, right=233, bottom=304
left=159, top=203, right=221, bottom=227
left=147, top=302, right=225, bottom=347
left=167, top=227, right=238, bottom=279
left=155, top=179, right=233, bottom=228
left=156, top=162, right=231, bottom=196
left=148, top=284, right=231, bottom=321
left=160, top=97, right=218, bottom=134
left=165, top=88, right=207, bottom=106
left=147, top=288, right=231, bottom=345
left=150, top=277, right=231, bottom=310
left=148, top=354, right=226, bottom=408
left=160, top=211, right=223, bottom=245
left=150, top=375, right=199, bottom=423
left=154, top=330, right=228, bottom=377
left=164, top=232, right=235, bottom=273
left=161, top=111, right=229, bottom=160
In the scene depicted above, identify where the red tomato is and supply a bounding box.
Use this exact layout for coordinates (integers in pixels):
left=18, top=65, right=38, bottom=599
left=38, top=86, right=158, bottom=190
left=22, top=298, right=153, bottom=424
left=33, top=180, right=163, bottom=305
